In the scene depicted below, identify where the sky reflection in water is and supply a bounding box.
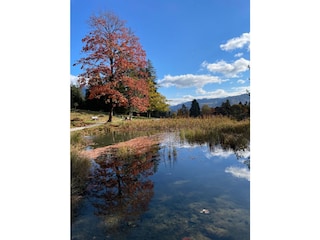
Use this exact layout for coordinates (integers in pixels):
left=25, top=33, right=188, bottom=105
left=72, top=132, right=250, bottom=240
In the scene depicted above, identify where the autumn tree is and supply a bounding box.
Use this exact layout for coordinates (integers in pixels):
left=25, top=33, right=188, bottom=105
left=177, top=104, right=189, bottom=117
left=74, top=12, right=149, bottom=122
left=201, top=104, right=212, bottom=117
left=145, top=60, right=169, bottom=117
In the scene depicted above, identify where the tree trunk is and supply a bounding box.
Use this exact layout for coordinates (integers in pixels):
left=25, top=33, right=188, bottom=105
left=108, top=105, right=113, bottom=122
left=107, top=100, right=113, bottom=122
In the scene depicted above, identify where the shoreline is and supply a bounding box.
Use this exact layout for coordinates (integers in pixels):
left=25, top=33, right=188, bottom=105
left=80, top=134, right=164, bottom=160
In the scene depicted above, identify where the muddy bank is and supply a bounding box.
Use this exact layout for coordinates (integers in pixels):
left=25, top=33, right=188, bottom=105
left=80, top=134, right=164, bottom=160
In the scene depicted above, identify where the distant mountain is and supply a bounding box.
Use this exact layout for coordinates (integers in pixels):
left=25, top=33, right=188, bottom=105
left=169, top=94, right=250, bottom=112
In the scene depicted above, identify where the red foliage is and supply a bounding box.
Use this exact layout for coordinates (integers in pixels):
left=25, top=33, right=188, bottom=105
left=74, top=12, right=150, bottom=118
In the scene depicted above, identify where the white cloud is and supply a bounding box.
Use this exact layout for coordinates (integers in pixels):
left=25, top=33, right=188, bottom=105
left=195, top=88, right=207, bottom=95
left=234, top=52, right=243, bottom=57
left=220, top=32, right=250, bottom=51
left=199, top=87, right=249, bottom=99
left=237, top=149, right=250, bottom=160
left=196, top=88, right=230, bottom=98
left=167, top=86, right=250, bottom=106
left=157, top=74, right=221, bottom=88
left=225, top=166, right=250, bottom=181
left=230, top=86, right=250, bottom=93
left=205, top=146, right=234, bottom=159
left=70, top=74, right=79, bottom=86
left=159, top=132, right=201, bottom=149
left=167, top=95, right=196, bottom=106
left=237, top=79, right=246, bottom=84
left=202, top=58, right=250, bottom=78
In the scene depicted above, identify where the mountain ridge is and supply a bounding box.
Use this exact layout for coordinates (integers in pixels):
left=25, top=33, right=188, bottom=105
left=169, top=94, right=250, bottom=112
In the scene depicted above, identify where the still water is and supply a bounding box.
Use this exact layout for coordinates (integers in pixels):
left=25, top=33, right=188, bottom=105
left=72, top=133, right=250, bottom=240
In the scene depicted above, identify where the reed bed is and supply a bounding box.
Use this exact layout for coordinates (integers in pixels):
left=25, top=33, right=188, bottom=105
left=72, top=116, right=249, bottom=142
left=103, top=116, right=249, bottom=133
left=71, top=148, right=91, bottom=219
left=178, top=117, right=250, bottom=151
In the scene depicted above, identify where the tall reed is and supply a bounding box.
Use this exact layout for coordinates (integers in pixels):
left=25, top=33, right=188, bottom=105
left=70, top=148, right=91, bottom=219
left=106, top=116, right=249, bottom=133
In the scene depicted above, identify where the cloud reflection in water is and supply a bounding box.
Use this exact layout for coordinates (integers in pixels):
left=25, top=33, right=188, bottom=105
left=225, top=166, right=250, bottom=181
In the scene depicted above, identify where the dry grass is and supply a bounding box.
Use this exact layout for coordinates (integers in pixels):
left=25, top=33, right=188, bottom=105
left=75, top=116, right=249, bottom=161
left=71, top=115, right=250, bottom=144
left=70, top=109, right=122, bottom=127
left=71, top=148, right=91, bottom=217
left=114, top=116, right=249, bottom=133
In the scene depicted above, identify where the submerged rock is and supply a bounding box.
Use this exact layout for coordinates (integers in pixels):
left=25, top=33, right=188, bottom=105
left=200, top=208, right=210, bottom=214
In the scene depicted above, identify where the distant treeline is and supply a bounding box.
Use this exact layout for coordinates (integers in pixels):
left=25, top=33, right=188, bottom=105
left=71, top=85, right=249, bottom=120
left=174, top=99, right=250, bottom=121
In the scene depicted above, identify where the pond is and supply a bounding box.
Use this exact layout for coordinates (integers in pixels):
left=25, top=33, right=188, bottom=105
left=72, top=132, right=250, bottom=240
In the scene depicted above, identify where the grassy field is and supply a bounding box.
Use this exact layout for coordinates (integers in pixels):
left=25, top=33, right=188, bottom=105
left=70, top=109, right=123, bottom=127
left=70, top=109, right=250, bottom=141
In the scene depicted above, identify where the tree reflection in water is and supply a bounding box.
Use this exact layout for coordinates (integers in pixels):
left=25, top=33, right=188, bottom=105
left=86, top=144, right=161, bottom=229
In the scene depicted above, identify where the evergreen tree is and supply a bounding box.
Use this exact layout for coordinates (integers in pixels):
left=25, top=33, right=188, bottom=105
left=221, top=99, right=231, bottom=116
left=189, top=99, right=200, bottom=117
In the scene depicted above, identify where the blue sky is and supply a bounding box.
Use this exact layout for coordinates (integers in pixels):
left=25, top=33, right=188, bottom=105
left=2, top=2, right=320, bottom=239
left=71, top=0, right=250, bottom=106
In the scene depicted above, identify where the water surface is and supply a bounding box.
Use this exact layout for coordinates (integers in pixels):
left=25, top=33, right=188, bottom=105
left=72, top=133, right=250, bottom=240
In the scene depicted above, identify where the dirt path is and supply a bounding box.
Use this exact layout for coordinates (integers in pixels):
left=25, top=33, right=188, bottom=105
left=70, top=122, right=105, bottom=132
